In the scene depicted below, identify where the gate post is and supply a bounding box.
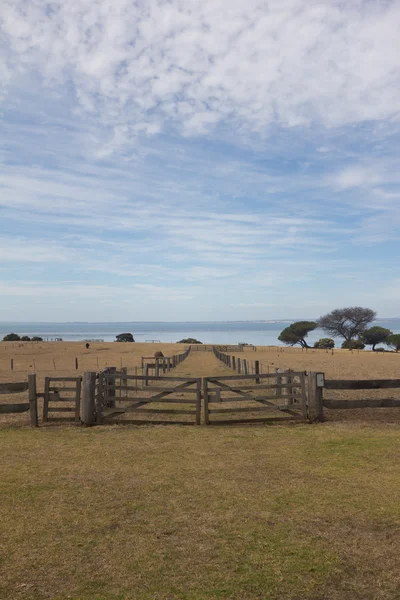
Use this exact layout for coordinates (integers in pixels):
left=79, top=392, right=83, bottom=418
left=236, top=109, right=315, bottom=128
left=203, top=379, right=210, bottom=425
left=28, top=374, right=38, bottom=427
left=81, top=371, right=97, bottom=426
left=255, top=360, right=260, bottom=384
left=308, top=372, right=324, bottom=422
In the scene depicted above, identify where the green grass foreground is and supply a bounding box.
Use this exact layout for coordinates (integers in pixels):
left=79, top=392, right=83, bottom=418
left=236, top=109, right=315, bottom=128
left=1, top=423, right=399, bottom=600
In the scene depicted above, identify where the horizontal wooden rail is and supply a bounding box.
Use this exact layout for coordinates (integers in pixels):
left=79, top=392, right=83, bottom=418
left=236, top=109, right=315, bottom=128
left=324, top=398, right=400, bottom=409
left=0, top=382, right=29, bottom=394
left=325, top=379, right=400, bottom=390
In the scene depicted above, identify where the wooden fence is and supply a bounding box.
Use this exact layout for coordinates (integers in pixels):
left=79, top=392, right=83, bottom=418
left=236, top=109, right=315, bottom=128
left=308, top=373, right=400, bottom=421
left=203, top=371, right=307, bottom=425
left=141, top=347, right=190, bottom=382
left=78, top=372, right=202, bottom=426
left=42, top=376, right=81, bottom=423
left=0, top=376, right=38, bottom=426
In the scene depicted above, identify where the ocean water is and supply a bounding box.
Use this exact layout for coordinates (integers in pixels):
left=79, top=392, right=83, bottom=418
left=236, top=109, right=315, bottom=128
left=0, top=320, right=399, bottom=347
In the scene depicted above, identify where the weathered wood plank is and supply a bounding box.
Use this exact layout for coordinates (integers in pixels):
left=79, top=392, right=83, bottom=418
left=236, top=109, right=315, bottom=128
left=47, top=377, right=81, bottom=382
left=102, top=419, right=195, bottom=426
left=207, top=394, right=305, bottom=403
left=107, top=373, right=200, bottom=383
left=48, top=386, right=78, bottom=392
left=110, top=397, right=197, bottom=404
left=124, top=408, right=197, bottom=415
left=0, top=382, right=29, bottom=394
left=0, top=403, right=30, bottom=414
left=209, top=416, right=303, bottom=425
left=106, top=385, right=198, bottom=393
left=47, top=407, right=76, bottom=412
left=325, top=379, right=400, bottom=390
left=209, top=406, right=284, bottom=414
left=324, top=398, right=400, bottom=409
left=206, top=372, right=305, bottom=382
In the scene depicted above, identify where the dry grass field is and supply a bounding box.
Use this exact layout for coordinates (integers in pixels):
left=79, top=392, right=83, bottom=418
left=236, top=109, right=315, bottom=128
left=1, top=344, right=400, bottom=599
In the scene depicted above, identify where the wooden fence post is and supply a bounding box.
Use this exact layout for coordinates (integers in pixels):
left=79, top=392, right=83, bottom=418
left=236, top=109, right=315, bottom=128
left=81, top=372, right=96, bottom=426
left=28, top=374, right=38, bottom=427
left=203, top=379, right=210, bottom=425
left=75, top=357, right=78, bottom=370
left=308, top=372, right=324, bottom=422
left=255, top=360, right=260, bottom=384
left=243, top=359, right=248, bottom=375
left=232, top=356, right=236, bottom=371
left=145, top=364, right=149, bottom=386
left=106, top=366, right=116, bottom=407
left=75, top=377, right=82, bottom=421
left=121, top=367, right=128, bottom=397
left=237, top=358, right=241, bottom=374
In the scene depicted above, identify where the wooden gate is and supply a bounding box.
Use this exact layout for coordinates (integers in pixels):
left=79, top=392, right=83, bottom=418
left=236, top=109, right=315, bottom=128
left=203, top=371, right=307, bottom=425
left=43, top=376, right=81, bottom=422
left=96, top=371, right=202, bottom=425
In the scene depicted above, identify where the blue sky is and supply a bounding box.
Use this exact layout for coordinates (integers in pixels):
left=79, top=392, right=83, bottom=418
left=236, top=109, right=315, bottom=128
left=1, top=0, right=400, bottom=321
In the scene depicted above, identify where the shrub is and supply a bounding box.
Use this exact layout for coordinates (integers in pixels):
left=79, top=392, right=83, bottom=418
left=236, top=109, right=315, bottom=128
left=341, top=339, right=365, bottom=350
left=3, top=333, right=21, bottom=341
left=21, top=336, right=31, bottom=341
left=115, top=333, right=135, bottom=342
left=314, top=338, right=335, bottom=349
left=32, top=336, right=43, bottom=342
left=177, top=338, right=202, bottom=344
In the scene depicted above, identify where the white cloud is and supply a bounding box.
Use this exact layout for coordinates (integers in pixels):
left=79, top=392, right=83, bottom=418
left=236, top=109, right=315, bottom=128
left=2, top=0, right=400, bottom=148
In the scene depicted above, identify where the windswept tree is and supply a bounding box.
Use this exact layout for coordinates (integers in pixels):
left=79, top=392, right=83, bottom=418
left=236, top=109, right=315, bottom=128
left=386, top=334, right=400, bottom=353
left=278, top=321, right=317, bottom=348
left=361, top=326, right=392, bottom=351
left=319, top=307, right=376, bottom=344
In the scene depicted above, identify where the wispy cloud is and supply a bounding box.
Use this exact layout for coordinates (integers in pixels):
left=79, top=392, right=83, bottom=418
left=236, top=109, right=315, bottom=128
left=1, top=1, right=400, bottom=319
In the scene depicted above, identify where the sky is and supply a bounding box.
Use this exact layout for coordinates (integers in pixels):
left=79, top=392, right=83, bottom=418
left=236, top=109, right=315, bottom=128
left=1, top=0, right=400, bottom=322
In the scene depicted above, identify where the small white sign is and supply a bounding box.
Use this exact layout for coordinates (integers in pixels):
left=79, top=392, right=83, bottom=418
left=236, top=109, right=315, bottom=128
left=316, top=373, right=325, bottom=388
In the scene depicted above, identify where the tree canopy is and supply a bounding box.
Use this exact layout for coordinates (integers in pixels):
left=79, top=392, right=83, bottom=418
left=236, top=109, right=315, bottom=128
left=314, top=338, right=335, bottom=349
left=177, top=338, right=202, bottom=344
left=115, top=333, right=135, bottom=342
left=361, top=326, right=392, bottom=351
left=319, top=307, right=376, bottom=343
left=3, top=333, right=21, bottom=341
left=341, top=339, right=365, bottom=350
left=278, top=321, right=317, bottom=348
left=386, top=334, right=400, bottom=352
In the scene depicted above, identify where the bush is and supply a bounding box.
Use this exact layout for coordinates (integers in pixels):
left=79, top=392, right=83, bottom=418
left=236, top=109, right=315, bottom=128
left=314, top=338, right=335, bottom=349
left=3, top=333, right=21, bottom=341
left=177, top=338, right=202, bottom=344
left=341, top=340, right=365, bottom=350
left=115, top=333, right=135, bottom=342
left=32, top=336, right=43, bottom=342
left=21, top=336, right=31, bottom=341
